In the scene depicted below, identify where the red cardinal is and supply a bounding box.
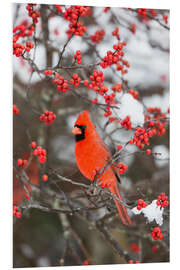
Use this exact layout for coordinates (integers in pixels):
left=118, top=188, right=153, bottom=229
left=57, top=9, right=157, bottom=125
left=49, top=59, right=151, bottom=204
left=72, top=110, right=132, bottom=226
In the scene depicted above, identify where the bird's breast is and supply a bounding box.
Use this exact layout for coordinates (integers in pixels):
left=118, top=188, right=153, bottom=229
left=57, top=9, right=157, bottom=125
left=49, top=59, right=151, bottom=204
left=75, top=138, right=116, bottom=183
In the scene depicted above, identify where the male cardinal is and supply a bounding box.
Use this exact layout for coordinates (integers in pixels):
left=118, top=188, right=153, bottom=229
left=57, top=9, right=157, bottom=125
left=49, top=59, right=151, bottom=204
left=72, top=110, right=132, bottom=226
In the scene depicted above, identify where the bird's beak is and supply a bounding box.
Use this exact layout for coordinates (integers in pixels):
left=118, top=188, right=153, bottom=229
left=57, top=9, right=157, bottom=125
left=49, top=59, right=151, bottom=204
left=72, top=126, right=82, bottom=135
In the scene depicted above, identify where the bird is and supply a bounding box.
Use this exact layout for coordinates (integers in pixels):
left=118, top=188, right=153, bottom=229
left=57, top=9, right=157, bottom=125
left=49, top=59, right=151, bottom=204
left=72, top=110, right=132, bottom=226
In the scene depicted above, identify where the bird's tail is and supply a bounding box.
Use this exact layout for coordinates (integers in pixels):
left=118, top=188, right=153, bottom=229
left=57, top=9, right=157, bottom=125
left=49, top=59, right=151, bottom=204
left=109, top=184, right=132, bottom=226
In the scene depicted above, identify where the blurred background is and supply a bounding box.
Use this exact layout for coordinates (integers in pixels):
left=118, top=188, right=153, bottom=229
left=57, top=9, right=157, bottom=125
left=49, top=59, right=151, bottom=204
left=13, top=3, right=169, bottom=267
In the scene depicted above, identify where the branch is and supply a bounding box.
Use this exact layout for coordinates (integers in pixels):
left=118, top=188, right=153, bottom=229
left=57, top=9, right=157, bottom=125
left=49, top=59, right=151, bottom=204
left=96, top=221, right=131, bottom=262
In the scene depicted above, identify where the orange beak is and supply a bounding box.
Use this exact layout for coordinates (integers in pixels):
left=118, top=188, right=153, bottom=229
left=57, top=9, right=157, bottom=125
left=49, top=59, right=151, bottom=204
left=72, top=126, right=82, bottom=135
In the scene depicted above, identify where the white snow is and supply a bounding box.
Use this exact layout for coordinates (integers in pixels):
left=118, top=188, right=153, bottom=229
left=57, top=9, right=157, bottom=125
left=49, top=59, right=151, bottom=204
left=153, top=145, right=169, bottom=168
left=116, top=93, right=144, bottom=126
left=132, top=199, right=164, bottom=226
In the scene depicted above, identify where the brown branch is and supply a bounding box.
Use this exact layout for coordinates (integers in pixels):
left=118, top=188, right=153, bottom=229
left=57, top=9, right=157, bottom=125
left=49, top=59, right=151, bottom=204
left=96, top=222, right=131, bottom=262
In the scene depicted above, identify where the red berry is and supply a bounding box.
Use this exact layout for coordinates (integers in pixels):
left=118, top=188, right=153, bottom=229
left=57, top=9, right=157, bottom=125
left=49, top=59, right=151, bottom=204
left=25, top=193, right=30, bottom=199
left=13, top=104, right=19, bottom=115
left=130, top=243, right=140, bottom=253
left=151, top=227, right=163, bottom=240
left=31, top=141, right=37, bottom=148
left=117, top=145, right=123, bottom=151
left=17, top=159, right=23, bottom=166
left=137, top=199, right=147, bottom=210
left=146, top=149, right=151, bottom=155
left=82, top=260, right=89, bottom=265
left=16, top=212, right=22, bottom=218
left=42, top=174, right=48, bottom=181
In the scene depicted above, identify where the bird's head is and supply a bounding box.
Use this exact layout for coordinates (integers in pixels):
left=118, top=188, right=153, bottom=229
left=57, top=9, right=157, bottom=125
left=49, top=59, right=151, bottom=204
left=72, top=110, right=95, bottom=142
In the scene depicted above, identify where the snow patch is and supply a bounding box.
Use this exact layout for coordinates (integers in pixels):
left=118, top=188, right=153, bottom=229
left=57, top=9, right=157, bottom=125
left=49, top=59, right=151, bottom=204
left=117, top=93, right=144, bottom=126
left=132, top=200, right=164, bottom=226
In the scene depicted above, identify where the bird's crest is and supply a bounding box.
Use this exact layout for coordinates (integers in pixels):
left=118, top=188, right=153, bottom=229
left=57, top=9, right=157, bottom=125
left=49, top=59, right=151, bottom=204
left=75, top=110, right=92, bottom=127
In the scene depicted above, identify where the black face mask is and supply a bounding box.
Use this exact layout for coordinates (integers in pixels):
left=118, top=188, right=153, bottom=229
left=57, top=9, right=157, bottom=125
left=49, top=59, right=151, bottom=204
left=74, top=125, right=87, bottom=142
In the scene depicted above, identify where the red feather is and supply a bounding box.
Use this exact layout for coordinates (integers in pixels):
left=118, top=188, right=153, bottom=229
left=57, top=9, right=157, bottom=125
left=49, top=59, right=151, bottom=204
left=73, top=110, right=132, bottom=226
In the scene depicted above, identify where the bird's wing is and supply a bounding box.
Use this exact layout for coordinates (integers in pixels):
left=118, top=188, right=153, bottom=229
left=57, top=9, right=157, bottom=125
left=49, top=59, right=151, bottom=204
left=111, top=163, right=121, bottom=184
left=97, top=136, right=121, bottom=183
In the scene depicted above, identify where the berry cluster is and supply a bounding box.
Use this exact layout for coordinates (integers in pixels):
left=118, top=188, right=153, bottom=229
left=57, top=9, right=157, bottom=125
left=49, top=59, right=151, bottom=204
left=13, top=20, right=34, bottom=37
left=104, top=93, right=116, bottom=106
left=151, top=227, right=163, bottom=240
left=145, top=107, right=167, bottom=136
left=112, top=27, right=120, bottom=40
left=13, top=104, right=19, bottom=115
left=136, top=8, right=151, bottom=22
left=130, top=243, right=140, bottom=253
left=108, top=117, right=117, bottom=123
left=128, top=89, right=139, bottom=99
left=130, top=24, right=136, bottom=34
left=13, top=205, right=22, bottom=218
left=128, top=260, right=140, bottom=264
left=120, top=116, right=132, bottom=130
left=64, top=5, right=91, bottom=21
left=13, top=20, right=35, bottom=57
left=135, top=8, right=168, bottom=25
left=91, top=98, right=98, bottom=104
left=55, top=5, right=62, bottom=14
left=13, top=43, right=26, bottom=57
left=149, top=9, right=158, bottom=17
left=100, top=42, right=130, bottom=75
left=44, top=69, right=53, bottom=76
left=88, top=70, right=105, bottom=90
left=66, top=21, right=87, bottom=37
left=26, top=4, right=40, bottom=24
left=100, top=42, right=126, bottom=69
left=104, top=106, right=113, bottom=118
left=33, top=146, right=47, bottom=164
left=136, top=199, right=147, bottom=210
left=52, top=73, right=70, bottom=93
left=13, top=38, right=34, bottom=57
left=70, top=73, right=81, bottom=87
left=64, top=6, right=90, bottom=38
left=17, top=159, right=28, bottom=168
left=129, top=127, right=152, bottom=149
left=40, top=110, right=56, bottom=125
left=25, top=41, right=34, bottom=52
left=117, top=63, right=130, bottom=75
left=129, top=88, right=139, bottom=100
left=117, top=162, right=128, bottom=174
left=147, top=107, right=162, bottom=114
left=137, top=8, right=148, bottom=17
left=90, top=30, right=105, bottom=44
left=156, top=192, right=169, bottom=208
left=111, top=83, right=122, bottom=93
left=74, top=50, right=82, bottom=64
left=85, top=70, right=109, bottom=105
